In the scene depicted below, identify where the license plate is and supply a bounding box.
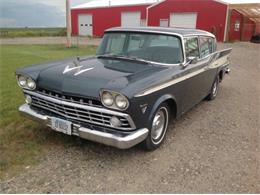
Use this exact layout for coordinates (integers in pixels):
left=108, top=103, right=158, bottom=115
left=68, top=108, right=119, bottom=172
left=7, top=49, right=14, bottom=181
left=51, top=117, right=72, bottom=135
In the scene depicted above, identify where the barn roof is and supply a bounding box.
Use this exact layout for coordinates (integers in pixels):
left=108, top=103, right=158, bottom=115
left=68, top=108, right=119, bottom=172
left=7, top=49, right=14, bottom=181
left=71, top=0, right=160, bottom=9
left=229, top=3, right=260, bottom=23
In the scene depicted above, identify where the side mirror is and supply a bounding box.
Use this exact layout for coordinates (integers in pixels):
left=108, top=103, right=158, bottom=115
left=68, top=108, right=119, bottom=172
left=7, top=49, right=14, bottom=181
left=187, top=56, right=198, bottom=64
left=181, top=57, right=198, bottom=68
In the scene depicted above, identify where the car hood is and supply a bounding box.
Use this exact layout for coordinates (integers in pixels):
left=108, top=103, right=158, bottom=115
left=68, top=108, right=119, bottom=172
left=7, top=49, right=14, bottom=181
left=17, top=57, right=168, bottom=98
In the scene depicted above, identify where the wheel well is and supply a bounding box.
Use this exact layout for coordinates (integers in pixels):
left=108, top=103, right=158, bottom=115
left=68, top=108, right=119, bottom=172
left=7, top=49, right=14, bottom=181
left=165, top=99, right=177, bottom=119
left=219, top=70, right=224, bottom=82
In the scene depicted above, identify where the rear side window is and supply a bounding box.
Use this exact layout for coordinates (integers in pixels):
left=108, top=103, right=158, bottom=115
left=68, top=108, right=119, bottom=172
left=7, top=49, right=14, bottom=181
left=184, top=37, right=200, bottom=58
left=200, top=36, right=214, bottom=58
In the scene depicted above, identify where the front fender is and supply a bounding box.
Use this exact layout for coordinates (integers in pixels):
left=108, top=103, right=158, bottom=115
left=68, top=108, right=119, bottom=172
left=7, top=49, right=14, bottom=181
left=147, top=94, right=177, bottom=129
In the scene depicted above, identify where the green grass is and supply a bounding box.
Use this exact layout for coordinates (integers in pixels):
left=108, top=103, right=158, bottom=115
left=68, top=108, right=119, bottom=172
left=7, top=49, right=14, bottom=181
left=0, top=45, right=97, bottom=179
left=0, top=28, right=67, bottom=38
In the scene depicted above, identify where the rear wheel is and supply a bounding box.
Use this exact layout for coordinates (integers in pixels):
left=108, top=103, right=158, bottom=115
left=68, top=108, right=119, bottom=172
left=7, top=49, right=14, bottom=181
left=143, top=103, right=170, bottom=150
left=207, top=76, right=219, bottom=101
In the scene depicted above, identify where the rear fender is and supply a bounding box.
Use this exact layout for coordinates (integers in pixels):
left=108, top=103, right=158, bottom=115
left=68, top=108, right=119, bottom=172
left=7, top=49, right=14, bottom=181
left=210, top=48, right=232, bottom=81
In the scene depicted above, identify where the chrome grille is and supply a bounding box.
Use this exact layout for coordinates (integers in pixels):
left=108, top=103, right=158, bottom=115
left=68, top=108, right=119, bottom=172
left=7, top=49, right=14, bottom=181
left=24, top=90, right=134, bottom=130
left=37, top=88, right=103, bottom=108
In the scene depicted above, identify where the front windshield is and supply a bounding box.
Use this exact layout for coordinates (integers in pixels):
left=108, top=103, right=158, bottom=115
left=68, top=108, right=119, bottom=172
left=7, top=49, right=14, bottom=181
left=97, top=32, right=184, bottom=64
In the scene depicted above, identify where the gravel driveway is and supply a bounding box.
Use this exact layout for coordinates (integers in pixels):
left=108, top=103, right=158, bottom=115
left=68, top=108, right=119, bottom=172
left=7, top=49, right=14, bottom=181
left=0, top=42, right=259, bottom=193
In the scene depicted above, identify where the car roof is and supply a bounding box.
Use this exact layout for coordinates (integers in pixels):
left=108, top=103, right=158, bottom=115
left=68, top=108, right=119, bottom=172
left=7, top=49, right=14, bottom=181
left=105, top=27, right=215, bottom=38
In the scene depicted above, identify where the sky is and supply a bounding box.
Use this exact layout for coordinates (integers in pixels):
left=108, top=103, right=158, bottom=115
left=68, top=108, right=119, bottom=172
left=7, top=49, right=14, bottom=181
left=0, top=0, right=259, bottom=28
left=0, top=0, right=91, bottom=27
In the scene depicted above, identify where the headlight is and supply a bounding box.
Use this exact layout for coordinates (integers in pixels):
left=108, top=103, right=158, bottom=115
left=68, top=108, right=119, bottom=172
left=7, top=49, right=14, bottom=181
left=18, top=76, right=27, bottom=87
left=101, top=90, right=129, bottom=110
left=26, top=77, right=36, bottom=90
left=102, top=91, right=114, bottom=106
left=115, top=94, right=128, bottom=109
left=17, top=75, right=36, bottom=90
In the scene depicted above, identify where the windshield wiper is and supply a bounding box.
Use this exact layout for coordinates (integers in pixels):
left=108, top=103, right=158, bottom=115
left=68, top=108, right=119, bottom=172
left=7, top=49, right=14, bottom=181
left=97, top=54, right=149, bottom=64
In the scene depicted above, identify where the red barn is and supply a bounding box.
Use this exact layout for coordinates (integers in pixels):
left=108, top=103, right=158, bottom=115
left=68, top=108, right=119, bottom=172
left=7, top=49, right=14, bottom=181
left=71, top=0, right=157, bottom=37
left=71, top=0, right=260, bottom=42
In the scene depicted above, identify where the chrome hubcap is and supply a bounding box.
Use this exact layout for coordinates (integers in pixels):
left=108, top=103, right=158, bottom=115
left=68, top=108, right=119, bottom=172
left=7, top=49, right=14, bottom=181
left=212, top=81, right=218, bottom=96
left=151, top=107, right=168, bottom=144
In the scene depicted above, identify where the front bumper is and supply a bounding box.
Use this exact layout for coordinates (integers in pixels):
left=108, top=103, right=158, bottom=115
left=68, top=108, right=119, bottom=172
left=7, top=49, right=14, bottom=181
left=19, top=104, right=149, bottom=149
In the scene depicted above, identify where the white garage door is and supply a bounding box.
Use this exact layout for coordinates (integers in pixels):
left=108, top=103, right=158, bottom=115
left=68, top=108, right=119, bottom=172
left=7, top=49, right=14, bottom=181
left=78, top=14, right=93, bottom=36
left=121, top=12, right=141, bottom=27
left=170, top=13, right=197, bottom=28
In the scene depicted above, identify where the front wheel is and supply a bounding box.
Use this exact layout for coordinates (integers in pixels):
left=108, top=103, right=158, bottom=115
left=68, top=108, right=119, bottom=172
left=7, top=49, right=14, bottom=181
left=143, top=103, right=170, bottom=150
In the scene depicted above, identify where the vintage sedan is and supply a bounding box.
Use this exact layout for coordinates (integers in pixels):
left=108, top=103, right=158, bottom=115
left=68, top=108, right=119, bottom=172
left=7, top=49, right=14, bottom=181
left=16, top=27, right=231, bottom=150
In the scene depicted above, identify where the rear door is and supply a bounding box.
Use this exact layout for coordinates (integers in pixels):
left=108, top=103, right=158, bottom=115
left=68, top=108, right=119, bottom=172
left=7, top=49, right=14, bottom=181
left=181, top=36, right=213, bottom=112
left=181, top=35, right=231, bottom=113
left=197, top=36, right=218, bottom=95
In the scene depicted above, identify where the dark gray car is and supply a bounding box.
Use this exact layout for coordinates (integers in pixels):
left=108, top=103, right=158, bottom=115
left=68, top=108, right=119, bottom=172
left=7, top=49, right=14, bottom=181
left=16, top=27, right=232, bottom=150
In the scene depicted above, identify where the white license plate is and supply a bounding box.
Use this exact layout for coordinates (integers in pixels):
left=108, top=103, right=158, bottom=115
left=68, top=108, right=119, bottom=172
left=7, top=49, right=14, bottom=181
left=51, top=117, right=72, bottom=135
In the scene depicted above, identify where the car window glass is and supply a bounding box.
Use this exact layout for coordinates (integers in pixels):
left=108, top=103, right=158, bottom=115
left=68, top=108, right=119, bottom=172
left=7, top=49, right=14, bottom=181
left=127, top=34, right=145, bottom=51
left=184, top=37, right=199, bottom=58
left=149, top=35, right=180, bottom=47
left=97, top=33, right=184, bottom=64
left=106, top=34, right=126, bottom=54
left=200, top=37, right=213, bottom=58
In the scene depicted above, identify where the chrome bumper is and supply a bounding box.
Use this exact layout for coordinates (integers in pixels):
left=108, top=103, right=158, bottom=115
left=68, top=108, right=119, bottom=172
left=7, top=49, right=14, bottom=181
left=19, top=104, right=149, bottom=149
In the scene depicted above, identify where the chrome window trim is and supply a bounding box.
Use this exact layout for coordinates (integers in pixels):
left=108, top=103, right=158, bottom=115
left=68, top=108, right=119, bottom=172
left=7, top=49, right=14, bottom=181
left=24, top=90, right=136, bottom=130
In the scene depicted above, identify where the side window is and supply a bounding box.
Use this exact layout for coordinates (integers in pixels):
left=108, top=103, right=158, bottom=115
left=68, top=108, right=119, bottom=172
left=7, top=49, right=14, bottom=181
left=200, top=37, right=214, bottom=58
left=184, top=37, right=200, bottom=59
